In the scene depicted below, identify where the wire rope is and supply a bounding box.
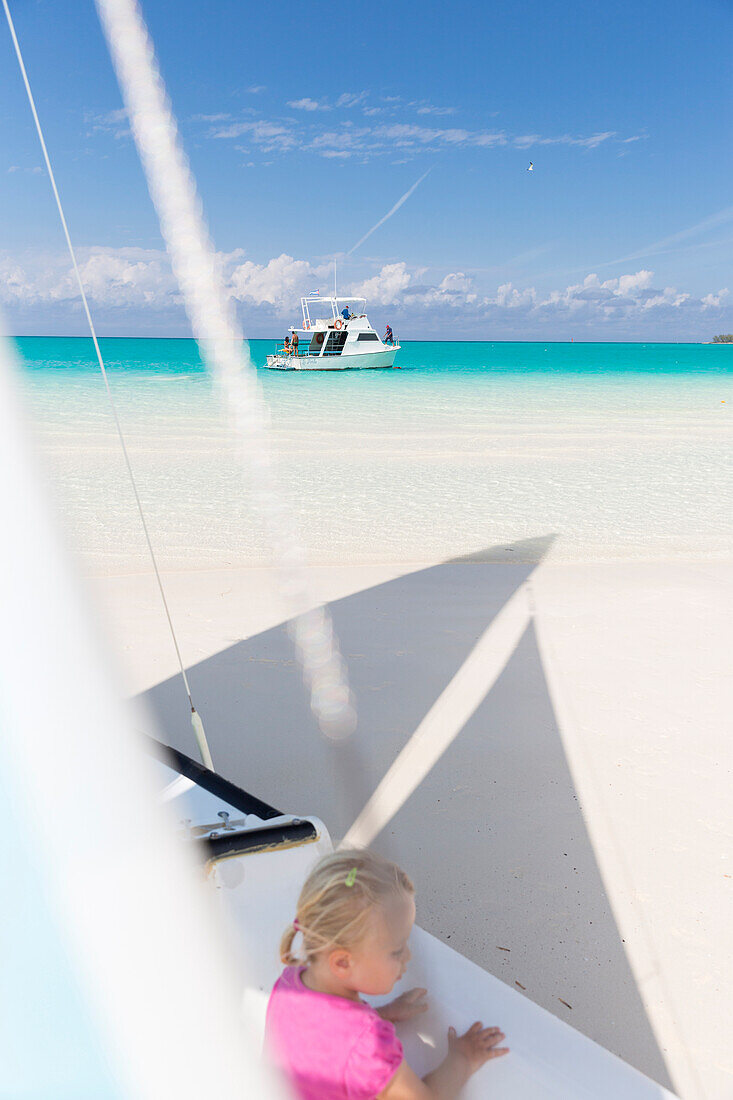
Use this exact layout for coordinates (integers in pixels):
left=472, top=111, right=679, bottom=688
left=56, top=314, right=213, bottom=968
left=2, top=0, right=214, bottom=770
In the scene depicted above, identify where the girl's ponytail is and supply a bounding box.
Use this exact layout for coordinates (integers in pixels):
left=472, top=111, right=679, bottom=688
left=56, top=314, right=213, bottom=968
left=280, top=922, right=300, bottom=966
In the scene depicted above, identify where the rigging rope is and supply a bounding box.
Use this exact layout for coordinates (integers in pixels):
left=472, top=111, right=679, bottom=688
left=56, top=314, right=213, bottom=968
left=94, top=0, right=356, bottom=741
left=2, top=0, right=214, bottom=771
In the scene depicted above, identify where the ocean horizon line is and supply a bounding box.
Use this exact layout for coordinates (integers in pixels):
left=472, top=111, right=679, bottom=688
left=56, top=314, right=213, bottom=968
left=8, top=334, right=720, bottom=345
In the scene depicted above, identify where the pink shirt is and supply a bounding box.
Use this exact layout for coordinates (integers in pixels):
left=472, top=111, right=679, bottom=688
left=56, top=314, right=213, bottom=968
left=265, top=966, right=403, bottom=1100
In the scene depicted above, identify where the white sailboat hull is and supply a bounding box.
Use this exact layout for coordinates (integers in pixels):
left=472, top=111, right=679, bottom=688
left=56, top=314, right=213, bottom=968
left=206, top=818, right=678, bottom=1100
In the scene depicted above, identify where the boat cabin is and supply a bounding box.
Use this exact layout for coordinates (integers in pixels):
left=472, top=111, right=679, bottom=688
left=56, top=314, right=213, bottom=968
left=300, top=295, right=374, bottom=356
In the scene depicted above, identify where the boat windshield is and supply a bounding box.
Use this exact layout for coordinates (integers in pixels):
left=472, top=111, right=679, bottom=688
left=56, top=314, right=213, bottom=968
left=300, top=295, right=367, bottom=328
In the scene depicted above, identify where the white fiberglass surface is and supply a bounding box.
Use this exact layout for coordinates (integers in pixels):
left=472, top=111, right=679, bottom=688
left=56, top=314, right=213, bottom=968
left=400, top=929, right=677, bottom=1100
left=154, top=757, right=249, bottom=831
left=210, top=840, right=678, bottom=1099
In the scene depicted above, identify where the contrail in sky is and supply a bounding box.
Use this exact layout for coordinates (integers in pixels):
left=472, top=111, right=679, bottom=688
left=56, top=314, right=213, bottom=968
left=541, top=203, right=733, bottom=282
left=347, top=169, right=431, bottom=256
left=607, top=202, right=730, bottom=264
left=607, top=204, right=733, bottom=267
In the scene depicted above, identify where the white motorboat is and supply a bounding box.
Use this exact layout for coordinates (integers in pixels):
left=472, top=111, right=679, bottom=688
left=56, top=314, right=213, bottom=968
left=265, top=294, right=400, bottom=370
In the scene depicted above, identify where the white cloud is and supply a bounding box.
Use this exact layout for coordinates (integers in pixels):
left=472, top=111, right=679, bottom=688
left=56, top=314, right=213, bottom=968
left=359, top=265, right=731, bottom=334
left=3, top=248, right=729, bottom=340
left=403, top=271, right=481, bottom=309
left=79, top=250, right=177, bottom=305
left=336, top=92, right=368, bottom=108
left=533, top=270, right=700, bottom=318
left=0, top=247, right=178, bottom=308
left=287, top=97, right=331, bottom=112
left=701, top=289, right=729, bottom=309
left=376, top=123, right=505, bottom=148
left=285, top=92, right=366, bottom=112
left=351, top=263, right=412, bottom=304
left=310, top=127, right=372, bottom=154
left=493, top=282, right=537, bottom=309
left=229, top=253, right=329, bottom=307
left=439, top=272, right=472, bottom=295
left=642, top=288, right=691, bottom=310
left=86, top=108, right=130, bottom=140
left=216, top=120, right=299, bottom=152
left=0, top=247, right=326, bottom=316
left=513, top=131, right=615, bottom=150
left=615, top=270, right=654, bottom=296
left=572, top=131, right=616, bottom=149
left=204, top=109, right=631, bottom=162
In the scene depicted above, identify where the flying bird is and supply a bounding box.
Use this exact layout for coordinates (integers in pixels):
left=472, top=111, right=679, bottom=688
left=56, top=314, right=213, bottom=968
left=527, top=161, right=534, bottom=172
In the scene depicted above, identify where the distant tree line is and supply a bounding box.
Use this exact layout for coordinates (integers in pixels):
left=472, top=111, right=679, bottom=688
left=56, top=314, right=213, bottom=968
left=712, top=334, right=733, bottom=343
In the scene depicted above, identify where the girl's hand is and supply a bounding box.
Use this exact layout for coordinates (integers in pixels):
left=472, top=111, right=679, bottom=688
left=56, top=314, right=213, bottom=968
left=378, top=987, right=429, bottom=1023
left=448, top=1022, right=508, bottom=1073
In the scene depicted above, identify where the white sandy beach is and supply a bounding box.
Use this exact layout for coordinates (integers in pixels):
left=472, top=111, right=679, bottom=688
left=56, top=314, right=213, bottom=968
left=21, top=368, right=732, bottom=1100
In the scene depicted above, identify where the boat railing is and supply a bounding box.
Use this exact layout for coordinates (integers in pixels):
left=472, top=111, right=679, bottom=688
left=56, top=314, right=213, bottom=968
left=271, top=329, right=393, bottom=359
left=272, top=341, right=308, bottom=358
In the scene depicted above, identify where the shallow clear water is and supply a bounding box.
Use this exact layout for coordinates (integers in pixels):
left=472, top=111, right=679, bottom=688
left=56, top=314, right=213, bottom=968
left=14, top=337, right=733, bottom=571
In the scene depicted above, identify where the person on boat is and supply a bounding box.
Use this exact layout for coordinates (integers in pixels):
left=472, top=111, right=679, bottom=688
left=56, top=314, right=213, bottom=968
left=266, top=849, right=508, bottom=1099
left=283, top=335, right=291, bottom=356
left=384, top=324, right=394, bottom=345
left=291, top=330, right=299, bottom=356
left=341, top=305, right=352, bottom=321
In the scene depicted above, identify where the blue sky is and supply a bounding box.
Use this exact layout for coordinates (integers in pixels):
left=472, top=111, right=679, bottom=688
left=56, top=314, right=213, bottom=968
left=1, top=0, right=731, bottom=338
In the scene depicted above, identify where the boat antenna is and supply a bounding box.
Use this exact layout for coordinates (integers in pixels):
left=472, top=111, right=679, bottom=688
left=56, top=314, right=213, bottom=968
left=2, top=0, right=214, bottom=771
left=334, top=256, right=337, bottom=302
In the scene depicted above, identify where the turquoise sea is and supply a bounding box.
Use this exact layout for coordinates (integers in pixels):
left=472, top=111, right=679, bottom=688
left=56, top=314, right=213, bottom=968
left=14, top=337, right=733, bottom=571
left=15, top=335, right=733, bottom=375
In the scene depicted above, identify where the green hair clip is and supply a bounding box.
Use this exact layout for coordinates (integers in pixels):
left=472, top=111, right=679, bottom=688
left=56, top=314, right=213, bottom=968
left=345, top=867, right=358, bottom=888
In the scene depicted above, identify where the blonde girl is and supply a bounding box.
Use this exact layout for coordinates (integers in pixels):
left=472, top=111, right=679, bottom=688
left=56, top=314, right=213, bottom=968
left=265, top=849, right=508, bottom=1099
